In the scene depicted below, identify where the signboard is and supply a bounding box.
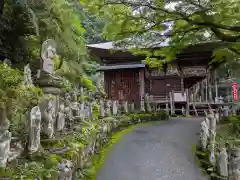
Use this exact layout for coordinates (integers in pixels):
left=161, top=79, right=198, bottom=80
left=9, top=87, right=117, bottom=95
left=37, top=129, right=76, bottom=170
left=232, top=82, right=238, bottom=101
left=174, top=92, right=187, bottom=102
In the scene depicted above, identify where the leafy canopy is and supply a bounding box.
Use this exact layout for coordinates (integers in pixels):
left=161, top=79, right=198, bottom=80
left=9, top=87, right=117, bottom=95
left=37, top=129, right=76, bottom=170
left=81, top=0, right=240, bottom=67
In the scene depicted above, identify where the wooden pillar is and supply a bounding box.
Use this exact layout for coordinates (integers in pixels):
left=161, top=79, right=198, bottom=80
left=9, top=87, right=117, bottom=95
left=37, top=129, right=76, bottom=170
left=180, top=76, right=184, bottom=93
left=172, top=90, right=175, bottom=114
left=205, top=78, right=208, bottom=102
left=207, top=68, right=213, bottom=102
left=169, top=91, right=173, bottom=114
left=186, top=88, right=190, bottom=116
left=200, top=79, right=204, bottom=102
left=214, top=70, right=218, bottom=100
left=170, top=90, right=175, bottom=114
left=139, top=69, right=145, bottom=106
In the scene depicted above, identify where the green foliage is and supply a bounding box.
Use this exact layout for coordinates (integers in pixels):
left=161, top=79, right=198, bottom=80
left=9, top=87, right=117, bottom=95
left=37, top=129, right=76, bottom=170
left=81, top=0, right=240, bottom=67
left=0, top=63, right=43, bottom=139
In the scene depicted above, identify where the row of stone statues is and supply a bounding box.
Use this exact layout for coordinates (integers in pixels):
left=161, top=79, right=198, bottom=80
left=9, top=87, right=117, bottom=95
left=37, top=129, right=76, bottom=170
left=199, top=109, right=240, bottom=180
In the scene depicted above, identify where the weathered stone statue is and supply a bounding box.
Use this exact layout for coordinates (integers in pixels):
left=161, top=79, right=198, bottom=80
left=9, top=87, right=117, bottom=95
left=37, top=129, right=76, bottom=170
left=105, top=100, right=111, bottom=116
left=230, top=148, right=240, bottom=180
left=37, top=39, right=62, bottom=94
left=43, top=100, right=55, bottom=138
left=57, top=159, right=73, bottom=180
left=28, top=106, right=41, bottom=154
left=41, top=39, right=56, bottom=74
left=112, top=100, right=118, bottom=115
left=0, top=106, right=11, bottom=167
left=208, top=110, right=216, bottom=133
left=123, top=101, right=128, bottom=113
left=199, top=120, right=209, bottom=151
left=0, top=130, right=11, bottom=167
left=140, top=96, right=145, bottom=112
left=100, top=100, right=105, bottom=117
left=218, top=146, right=228, bottom=177
left=56, top=103, right=65, bottom=131
left=145, top=94, right=152, bottom=112
left=24, top=63, right=33, bottom=85
left=209, top=139, right=216, bottom=166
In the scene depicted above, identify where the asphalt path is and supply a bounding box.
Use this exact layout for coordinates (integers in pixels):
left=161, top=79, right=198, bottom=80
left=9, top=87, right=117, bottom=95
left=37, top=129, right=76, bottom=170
left=97, top=118, right=208, bottom=180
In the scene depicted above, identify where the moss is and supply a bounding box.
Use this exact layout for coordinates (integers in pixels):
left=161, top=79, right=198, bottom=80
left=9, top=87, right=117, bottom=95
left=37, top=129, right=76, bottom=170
left=4, top=112, right=169, bottom=179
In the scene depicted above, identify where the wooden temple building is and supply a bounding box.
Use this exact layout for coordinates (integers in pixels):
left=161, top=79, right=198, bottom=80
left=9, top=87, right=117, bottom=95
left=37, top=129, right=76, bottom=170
left=87, top=41, right=236, bottom=115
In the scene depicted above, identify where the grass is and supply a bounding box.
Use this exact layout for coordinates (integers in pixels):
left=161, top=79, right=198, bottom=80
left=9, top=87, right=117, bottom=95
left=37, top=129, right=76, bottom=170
left=85, top=121, right=166, bottom=180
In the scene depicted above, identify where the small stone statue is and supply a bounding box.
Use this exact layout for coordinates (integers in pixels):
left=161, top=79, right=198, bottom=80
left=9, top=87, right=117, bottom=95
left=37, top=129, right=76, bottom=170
left=56, top=103, right=65, bottom=131
left=65, top=106, right=73, bottom=129
left=100, top=100, right=105, bottom=117
left=57, top=159, right=73, bottom=180
left=0, top=107, right=11, bottom=167
left=230, top=148, right=240, bottom=180
left=41, top=39, right=56, bottom=74
left=140, top=96, right=145, bottom=112
left=209, top=140, right=216, bottom=166
left=112, top=100, right=118, bottom=115
left=130, top=102, right=135, bottom=113
left=43, top=100, right=55, bottom=138
left=200, top=120, right=209, bottom=151
left=28, top=106, right=41, bottom=154
left=145, top=94, right=152, bottom=112
left=105, top=100, right=111, bottom=116
left=0, top=130, right=11, bottom=167
left=218, top=146, right=228, bottom=177
left=123, top=101, right=128, bottom=113
left=24, top=64, right=33, bottom=85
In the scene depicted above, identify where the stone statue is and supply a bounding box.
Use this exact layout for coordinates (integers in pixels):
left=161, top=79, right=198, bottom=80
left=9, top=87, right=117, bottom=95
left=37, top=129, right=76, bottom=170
left=57, top=159, right=73, bottom=180
left=199, top=120, right=209, bottom=151
left=230, top=148, right=240, bottom=180
left=41, top=39, right=57, bottom=74
left=130, top=102, right=135, bottom=113
left=100, top=100, right=105, bottom=117
left=140, top=96, right=145, bottom=112
left=24, top=64, right=33, bottom=85
left=3, top=58, right=12, bottom=66
left=0, top=107, right=11, bottom=167
left=105, top=100, right=111, bottom=116
left=218, top=146, right=228, bottom=177
left=123, top=101, right=128, bottom=113
left=0, top=130, right=11, bottom=167
left=56, top=103, right=65, bottom=131
left=28, top=106, right=41, bottom=154
left=112, top=100, right=118, bottom=115
left=145, top=94, right=152, bottom=112
left=43, top=100, right=55, bottom=138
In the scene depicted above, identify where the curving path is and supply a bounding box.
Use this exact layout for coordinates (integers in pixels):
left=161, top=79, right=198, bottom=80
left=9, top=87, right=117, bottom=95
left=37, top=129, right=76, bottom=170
left=97, top=118, right=208, bottom=180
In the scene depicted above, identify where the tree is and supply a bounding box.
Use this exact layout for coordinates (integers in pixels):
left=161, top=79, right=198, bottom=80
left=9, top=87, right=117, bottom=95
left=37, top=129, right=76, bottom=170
left=81, top=0, right=240, bottom=67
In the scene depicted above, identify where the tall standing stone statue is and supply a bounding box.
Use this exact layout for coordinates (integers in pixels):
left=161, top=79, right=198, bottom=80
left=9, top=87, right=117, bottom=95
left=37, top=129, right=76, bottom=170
left=41, top=39, right=56, bottom=74
left=24, top=64, right=33, bottom=85
left=37, top=39, right=63, bottom=121
left=199, top=120, right=209, bottom=151
left=218, top=146, right=228, bottom=177
left=28, top=106, right=41, bottom=154
left=0, top=106, right=11, bottom=167
left=100, top=100, right=105, bottom=117
left=56, top=103, right=65, bottom=131
left=42, top=100, right=55, bottom=138
left=112, top=100, right=118, bottom=116
left=123, top=101, right=128, bottom=113
left=64, top=93, right=73, bottom=128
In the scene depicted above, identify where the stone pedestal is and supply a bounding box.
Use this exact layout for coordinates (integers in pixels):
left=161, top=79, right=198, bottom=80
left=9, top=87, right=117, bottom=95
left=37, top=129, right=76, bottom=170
left=36, top=72, right=63, bottom=114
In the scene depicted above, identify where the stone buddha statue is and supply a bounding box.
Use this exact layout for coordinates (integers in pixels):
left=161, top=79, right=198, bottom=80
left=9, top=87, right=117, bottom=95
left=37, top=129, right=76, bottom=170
left=37, top=39, right=62, bottom=88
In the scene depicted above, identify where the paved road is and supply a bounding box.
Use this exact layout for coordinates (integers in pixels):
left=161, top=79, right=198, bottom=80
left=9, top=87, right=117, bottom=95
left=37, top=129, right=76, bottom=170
left=97, top=118, right=208, bottom=180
